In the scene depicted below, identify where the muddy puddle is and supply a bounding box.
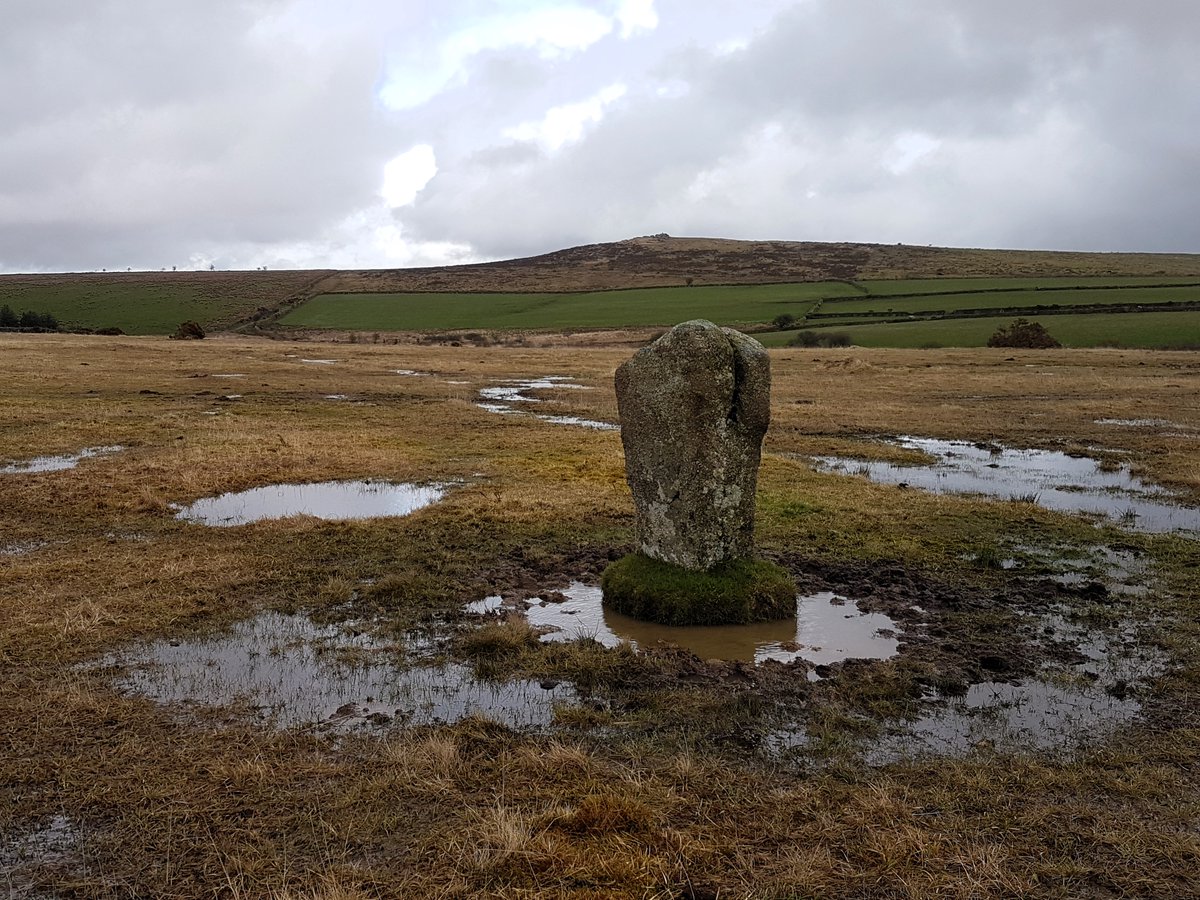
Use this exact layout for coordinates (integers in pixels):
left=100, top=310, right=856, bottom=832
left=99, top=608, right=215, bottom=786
left=300, top=358, right=339, bottom=365
left=173, top=480, right=446, bottom=526
left=1, top=445, right=124, bottom=474
left=106, top=612, right=571, bottom=730
left=476, top=584, right=899, bottom=667
left=815, top=437, right=1200, bottom=534
left=772, top=601, right=1163, bottom=762
left=1, top=813, right=79, bottom=896
left=476, top=377, right=618, bottom=431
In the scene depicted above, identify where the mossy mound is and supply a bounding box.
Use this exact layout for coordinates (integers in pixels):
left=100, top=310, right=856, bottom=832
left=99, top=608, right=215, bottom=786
left=600, top=553, right=796, bottom=626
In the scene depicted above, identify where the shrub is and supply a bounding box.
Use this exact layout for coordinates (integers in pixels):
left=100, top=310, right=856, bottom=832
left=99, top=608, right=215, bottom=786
left=787, top=330, right=853, bottom=348
left=772, top=313, right=797, bottom=330
left=987, top=318, right=1061, bottom=349
left=170, top=321, right=206, bottom=340
left=0, top=304, right=17, bottom=327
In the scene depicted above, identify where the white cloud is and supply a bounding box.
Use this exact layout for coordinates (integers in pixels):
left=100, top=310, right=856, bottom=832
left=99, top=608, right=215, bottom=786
left=380, top=4, right=615, bottom=110
left=885, top=132, right=942, bottom=175
left=381, top=144, right=438, bottom=207
left=503, top=84, right=627, bottom=151
left=616, top=0, right=658, bottom=37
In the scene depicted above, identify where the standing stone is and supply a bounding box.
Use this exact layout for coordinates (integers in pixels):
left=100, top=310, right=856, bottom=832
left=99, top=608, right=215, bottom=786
left=615, top=319, right=771, bottom=571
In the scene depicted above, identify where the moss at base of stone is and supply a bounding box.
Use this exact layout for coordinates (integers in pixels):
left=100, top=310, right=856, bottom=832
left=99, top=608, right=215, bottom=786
left=600, top=554, right=796, bottom=626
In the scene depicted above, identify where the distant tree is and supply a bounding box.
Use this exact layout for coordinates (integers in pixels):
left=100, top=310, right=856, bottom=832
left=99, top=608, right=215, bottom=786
left=772, top=313, right=797, bottom=330
left=987, top=318, right=1062, bottom=349
left=18, top=310, right=40, bottom=328
left=0, top=304, right=16, bottom=327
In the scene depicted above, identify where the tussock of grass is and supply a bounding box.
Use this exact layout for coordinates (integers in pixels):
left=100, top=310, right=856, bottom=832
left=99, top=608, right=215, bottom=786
left=601, top=553, right=796, bottom=625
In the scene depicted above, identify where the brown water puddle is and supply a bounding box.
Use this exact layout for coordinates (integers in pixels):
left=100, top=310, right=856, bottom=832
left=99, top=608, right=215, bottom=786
left=472, top=583, right=900, bottom=667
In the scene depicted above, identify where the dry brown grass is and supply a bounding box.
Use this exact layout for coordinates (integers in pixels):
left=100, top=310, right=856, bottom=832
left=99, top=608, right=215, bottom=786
left=2, top=333, right=1199, bottom=898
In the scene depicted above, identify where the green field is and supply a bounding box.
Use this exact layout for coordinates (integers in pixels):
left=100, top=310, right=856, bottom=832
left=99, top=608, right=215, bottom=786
left=854, top=275, right=1200, bottom=295
left=820, top=284, right=1200, bottom=316
left=278, top=282, right=858, bottom=331
left=757, top=310, right=1200, bottom=349
left=0, top=271, right=323, bottom=334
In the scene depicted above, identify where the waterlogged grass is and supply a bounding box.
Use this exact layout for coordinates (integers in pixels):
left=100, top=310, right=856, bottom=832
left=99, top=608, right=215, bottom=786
left=2, top=335, right=1199, bottom=897
left=280, top=282, right=859, bottom=331
left=758, top=310, right=1200, bottom=348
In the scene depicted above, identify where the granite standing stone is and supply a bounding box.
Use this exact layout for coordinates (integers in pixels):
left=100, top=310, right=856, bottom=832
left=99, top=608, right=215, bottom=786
left=614, top=319, right=771, bottom=570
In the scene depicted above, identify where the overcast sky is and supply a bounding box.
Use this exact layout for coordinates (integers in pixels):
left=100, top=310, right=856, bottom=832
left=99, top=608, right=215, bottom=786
left=3, top=0, right=1198, bottom=272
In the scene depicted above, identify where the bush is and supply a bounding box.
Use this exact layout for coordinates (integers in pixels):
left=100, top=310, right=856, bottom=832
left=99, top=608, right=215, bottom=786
left=772, top=313, right=797, bottom=330
left=987, top=318, right=1061, bottom=349
left=170, top=321, right=206, bottom=340
left=4, top=307, right=58, bottom=330
left=787, top=330, right=852, bottom=348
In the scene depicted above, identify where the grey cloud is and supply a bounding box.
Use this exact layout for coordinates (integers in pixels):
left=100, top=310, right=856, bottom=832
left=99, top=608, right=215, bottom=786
left=399, top=0, right=1200, bottom=258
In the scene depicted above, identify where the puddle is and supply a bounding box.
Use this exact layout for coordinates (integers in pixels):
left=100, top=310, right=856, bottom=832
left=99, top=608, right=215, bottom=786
left=1, top=540, right=52, bottom=555
left=475, top=376, right=617, bottom=431
left=536, top=415, right=619, bottom=431
left=394, top=369, right=428, bottom=376
left=211, top=373, right=246, bottom=379
left=1, top=446, right=124, bottom=474
left=324, top=394, right=348, bottom=400
left=106, top=612, right=570, bottom=730
left=1094, top=418, right=1177, bottom=428
left=863, top=680, right=1142, bottom=764
left=483, top=584, right=899, bottom=667
left=815, top=437, right=1200, bottom=534
left=772, top=600, right=1160, bottom=763
left=300, top=358, right=339, bottom=365
left=1, top=812, right=81, bottom=898
left=173, top=480, right=446, bottom=526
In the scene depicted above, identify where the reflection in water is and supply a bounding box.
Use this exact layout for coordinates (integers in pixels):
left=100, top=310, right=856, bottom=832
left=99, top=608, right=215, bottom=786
left=174, top=480, right=446, bottom=526
left=1, top=445, right=125, bottom=474
left=507, top=583, right=899, bottom=666
left=863, top=679, right=1142, bottom=764
left=107, top=612, right=570, bottom=729
left=815, top=436, right=1199, bottom=534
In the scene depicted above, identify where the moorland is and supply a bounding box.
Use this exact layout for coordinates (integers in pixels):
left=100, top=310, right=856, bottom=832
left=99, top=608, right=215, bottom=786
left=2, top=237, right=1200, bottom=897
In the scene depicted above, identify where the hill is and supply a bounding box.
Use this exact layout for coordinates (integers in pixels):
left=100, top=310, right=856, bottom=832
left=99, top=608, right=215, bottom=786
left=4, top=237, right=1200, bottom=339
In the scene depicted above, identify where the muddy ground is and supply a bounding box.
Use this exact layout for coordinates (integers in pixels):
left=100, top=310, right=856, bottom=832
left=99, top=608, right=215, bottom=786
left=2, top=334, right=1198, bottom=898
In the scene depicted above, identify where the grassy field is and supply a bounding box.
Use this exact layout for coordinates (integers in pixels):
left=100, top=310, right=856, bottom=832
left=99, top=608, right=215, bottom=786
left=278, top=282, right=857, bottom=331
left=3, top=333, right=1199, bottom=897
left=0, top=270, right=328, bottom=334
left=822, top=284, right=1200, bottom=315
left=853, top=275, right=1200, bottom=295
left=759, top=310, right=1200, bottom=348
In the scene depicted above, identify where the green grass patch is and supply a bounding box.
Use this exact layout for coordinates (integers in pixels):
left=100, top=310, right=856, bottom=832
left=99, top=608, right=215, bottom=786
left=279, top=282, right=859, bottom=331
left=823, top=284, right=1200, bottom=316
left=757, top=310, right=1200, bottom=349
left=856, top=275, right=1199, bottom=295
left=0, top=271, right=322, bottom=334
left=600, top=553, right=796, bottom=625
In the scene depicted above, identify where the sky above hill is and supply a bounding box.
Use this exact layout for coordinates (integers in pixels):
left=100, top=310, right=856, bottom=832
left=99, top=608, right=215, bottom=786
left=3, top=0, right=1198, bottom=272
